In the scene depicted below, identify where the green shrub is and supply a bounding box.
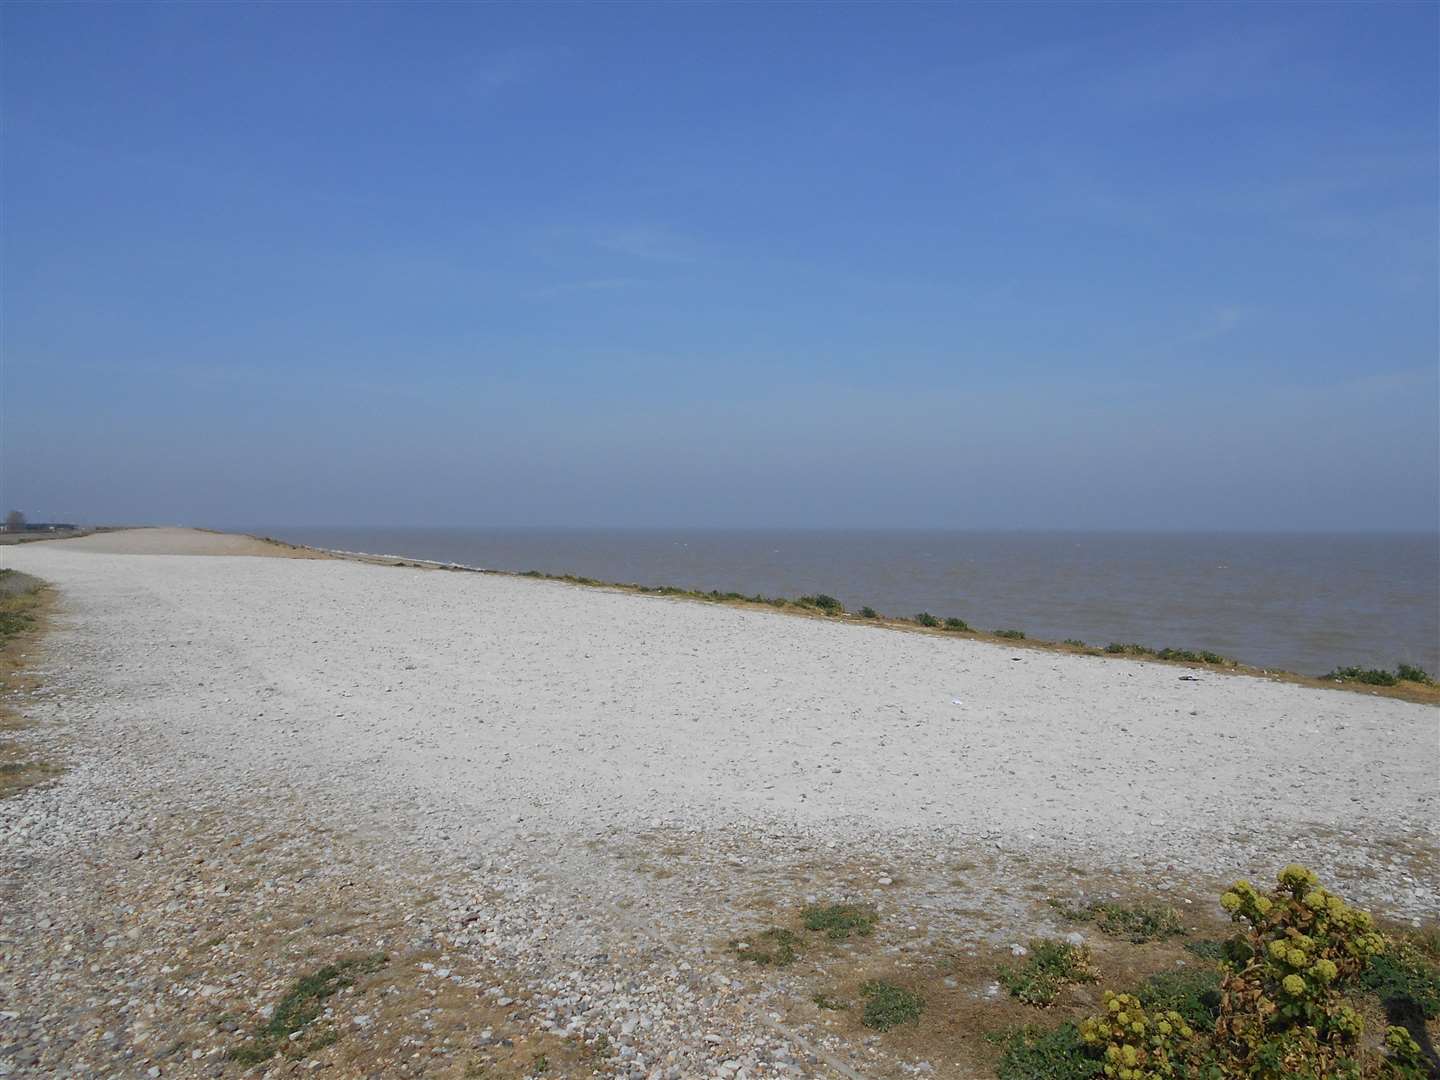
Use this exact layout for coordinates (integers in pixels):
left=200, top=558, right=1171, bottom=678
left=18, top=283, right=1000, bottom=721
left=944, top=617, right=970, bottom=631
left=1325, top=666, right=1400, bottom=686
left=1079, top=992, right=1196, bottom=1078
left=860, top=980, right=924, bottom=1030
left=1395, top=663, right=1433, bottom=685
left=1206, top=865, right=1424, bottom=1078
left=914, top=612, right=941, bottom=627
left=1000, top=941, right=1099, bottom=1006
left=1183, top=939, right=1228, bottom=962
left=1049, top=872, right=1431, bottom=1080
left=1156, top=647, right=1201, bottom=662
left=992, top=1023, right=1101, bottom=1080
left=1104, top=642, right=1158, bottom=657
left=1063, top=639, right=1088, bottom=648
left=802, top=903, right=877, bottom=940
left=995, top=628, right=1026, bottom=640
left=859, top=606, right=879, bottom=619
left=798, top=594, right=844, bottom=614
left=1136, top=968, right=1223, bottom=1031
left=1055, top=899, right=1185, bottom=944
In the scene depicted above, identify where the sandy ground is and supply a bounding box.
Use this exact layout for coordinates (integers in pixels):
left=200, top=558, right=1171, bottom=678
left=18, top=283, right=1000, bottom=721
left=2, top=529, right=1436, bottom=1079
left=34, top=527, right=324, bottom=558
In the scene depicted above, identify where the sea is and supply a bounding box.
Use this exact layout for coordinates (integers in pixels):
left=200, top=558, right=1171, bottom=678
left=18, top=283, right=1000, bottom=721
left=250, top=528, right=1439, bottom=677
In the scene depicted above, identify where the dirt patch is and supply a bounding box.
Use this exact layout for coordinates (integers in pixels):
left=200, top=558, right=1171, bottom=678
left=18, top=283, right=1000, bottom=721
left=27, top=527, right=331, bottom=558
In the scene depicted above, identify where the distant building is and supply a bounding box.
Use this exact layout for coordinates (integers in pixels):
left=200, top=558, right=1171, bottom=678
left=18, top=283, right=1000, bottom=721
left=20, top=522, right=78, bottom=533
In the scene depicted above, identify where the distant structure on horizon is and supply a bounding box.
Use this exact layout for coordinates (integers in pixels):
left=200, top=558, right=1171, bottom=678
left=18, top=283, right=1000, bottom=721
left=0, top=512, right=78, bottom=534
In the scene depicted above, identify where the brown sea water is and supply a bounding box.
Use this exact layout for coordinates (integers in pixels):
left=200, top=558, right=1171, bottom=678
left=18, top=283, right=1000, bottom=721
left=254, top=528, right=1439, bottom=677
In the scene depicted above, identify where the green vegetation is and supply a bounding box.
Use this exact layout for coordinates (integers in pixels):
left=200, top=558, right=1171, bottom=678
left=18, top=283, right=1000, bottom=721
left=733, top=927, right=801, bottom=966
left=992, top=1024, right=1100, bottom=1080
left=1156, top=647, right=1232, bottom=665
left=986, top=870, right=1431, bottom=1078
left=229, top=954, right=386, bottom=1064
left=1105, top=642, right=1156, bottom=656
left=1079, top=991, right=1196, bottom=1079
left=1327, top=663, right=1434, bottom=687
left=802, top=902, right=878, bottom=940
left=1052, top=899, right=1186, bottom=943
left=1136, top=968, right=1223, bottom=1031
left=1325, top=665, right=1400, bottom=686
left=1359, top=937, right=1440, bottom=1019
left=1182, top=938, right=1228, bottom=962
left=0, top=571, right=43, bottom=644
left=999, top=940, right=1098, bottom=1006
left=812, top=992, right=847, bottom=1011
left=501, top=567, right=1430, bottom=695
left=859, top=980, right=924, bottom=1030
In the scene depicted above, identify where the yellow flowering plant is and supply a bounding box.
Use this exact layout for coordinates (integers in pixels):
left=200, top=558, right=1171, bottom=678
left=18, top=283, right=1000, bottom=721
left=1209, top=865, right=1423, bottom=1079
left=1079, top=992, right=1197, bottom=1079
left=1072, top=866, right=1427, bottom=1079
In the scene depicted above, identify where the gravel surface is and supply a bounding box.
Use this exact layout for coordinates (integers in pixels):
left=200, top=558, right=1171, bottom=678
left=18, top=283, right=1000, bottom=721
left=1, top=532, right=1435, bottom=1079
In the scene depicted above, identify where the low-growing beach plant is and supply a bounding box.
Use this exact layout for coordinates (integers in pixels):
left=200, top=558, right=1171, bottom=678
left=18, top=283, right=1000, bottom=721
left=859, top=980, right=924, bottom=1030
left=992, top=1024, right=1101, bottom=1080
left=802, top=902, right=878, bottom=940
left=733, top=927, right=800, bottom=966
left=859, top=606, right=879, bottom=619
left=1395, top=663, right=1434, bottom=685
left=1054, top=899, right=1186, bottom=944
left=1358, top=934, right=1440, bottom=1019
left=1104, top=643, right=1158, bottom=657
left=914, top=612, right=941, bottom=627
left=1136, top=968, right=1223, bottom=1032
left=229, top=954, right=386, bottom=1064
left=1325, top=666, right=1400, bottom=686
left=1064, top=638, right=1088, bottom=648
left=1000, top=940, right=1099, bottom=1006
left=995, top=628, right=1026, bottom=640
left=1156, top=647, right=1201, bottom=662
left=798, top=594, right=844, bottom=614
left=944, top=617, right=971, bottom=631
left=1183, top=938, right=1228, bottom=962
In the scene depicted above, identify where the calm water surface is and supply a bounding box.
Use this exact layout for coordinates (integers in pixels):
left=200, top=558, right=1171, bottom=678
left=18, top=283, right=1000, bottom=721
left=252, top=528, right=1439, bottom=676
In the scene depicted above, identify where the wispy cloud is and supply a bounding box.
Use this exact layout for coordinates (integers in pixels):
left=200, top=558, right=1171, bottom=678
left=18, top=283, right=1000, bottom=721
left=525, top=277, right=647, bottom=299
left=592, top=225, right=696, bottom=263
left=450, top=46, right=566, bottom=103
left=1166, top=305, right=1254, bottom=351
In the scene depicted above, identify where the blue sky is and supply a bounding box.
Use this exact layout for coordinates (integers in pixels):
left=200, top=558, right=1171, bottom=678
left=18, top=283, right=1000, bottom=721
left=3, top=1, right=1436, bottom=529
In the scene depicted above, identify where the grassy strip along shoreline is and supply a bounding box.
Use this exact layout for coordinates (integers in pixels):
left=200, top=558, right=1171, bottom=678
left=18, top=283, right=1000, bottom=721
left=327, top=551, right=1437, bottom=706
left=48, top=529, right=1439, bottom=708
